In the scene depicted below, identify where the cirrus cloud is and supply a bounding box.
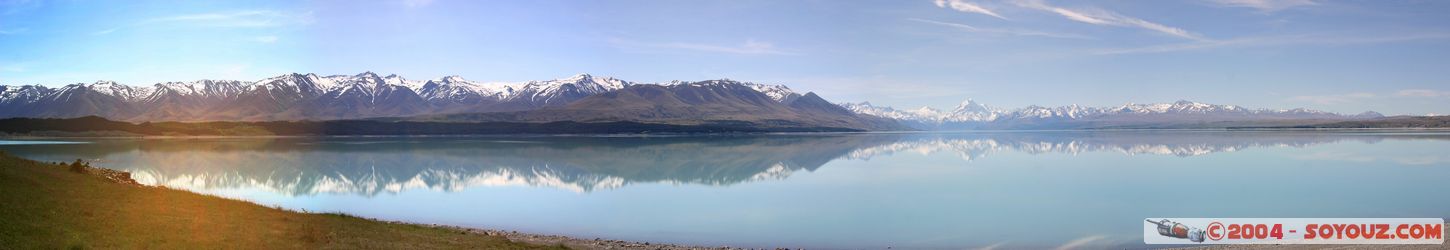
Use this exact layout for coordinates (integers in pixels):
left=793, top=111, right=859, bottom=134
left=934, top=0, right=1007, bottom=20
left=909, top=18, right=1090, bottom=39
left=94, top=10, right=313, bottom=35
left=1207, top=0, right=1317, bottom=12
left=1010, top=0, right=1202, bottom=40
left=1397, top=89, right=1450, bottom=98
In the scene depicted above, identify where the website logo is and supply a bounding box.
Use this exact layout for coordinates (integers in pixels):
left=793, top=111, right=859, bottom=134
left=1144, top=218, right=1444, bottom=245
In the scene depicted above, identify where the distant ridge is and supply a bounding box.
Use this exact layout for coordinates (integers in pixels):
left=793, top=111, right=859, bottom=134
left=842, top=100, right=1385, bottom=130
left=1259, top=115, right=1450, bottom=129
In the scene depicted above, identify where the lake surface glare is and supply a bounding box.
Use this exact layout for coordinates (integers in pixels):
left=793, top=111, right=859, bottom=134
left=3, top=131, right=1447, bottom=249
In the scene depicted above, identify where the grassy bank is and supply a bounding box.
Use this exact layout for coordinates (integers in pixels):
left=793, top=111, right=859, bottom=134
left=0, top=152, right=566, bottom=249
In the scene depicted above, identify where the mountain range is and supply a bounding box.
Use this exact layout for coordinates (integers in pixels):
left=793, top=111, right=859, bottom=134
left=1, top=72, right=642, bottom=121
left=843, top=99, right=1385, bottom=130
left=0, top=72, right=1392, bottom=131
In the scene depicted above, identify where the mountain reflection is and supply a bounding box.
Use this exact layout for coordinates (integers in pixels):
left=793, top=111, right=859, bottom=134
left=2, top=131, right=1444, bottom=195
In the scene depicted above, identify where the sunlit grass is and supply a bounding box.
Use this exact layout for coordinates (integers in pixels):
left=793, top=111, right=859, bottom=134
left=0, top=152, right=567, bottom=249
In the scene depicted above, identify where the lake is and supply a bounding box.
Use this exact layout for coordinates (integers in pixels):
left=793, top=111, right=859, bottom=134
left=2, top=131, right=1447, bottom=249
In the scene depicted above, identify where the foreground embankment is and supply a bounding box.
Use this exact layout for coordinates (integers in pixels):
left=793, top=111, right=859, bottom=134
left=0, top=152, right=573, bottom=249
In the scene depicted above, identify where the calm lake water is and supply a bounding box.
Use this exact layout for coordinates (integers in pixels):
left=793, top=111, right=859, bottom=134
left=3, top=131, right=1448, bottom=249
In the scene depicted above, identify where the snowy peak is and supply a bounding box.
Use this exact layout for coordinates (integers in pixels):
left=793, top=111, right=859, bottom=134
left=252, top=72, right=332, bottom=98
left=523, top=73, right=631, bottom=91
left=84, top=80, right=154, bottom=102
left=417, top=75, right=506, bottom=103
left=915, top=106, right=939, bottom=113
left=323, top=72, right=424, bottom=99
left=1353, top=111, right=1385, bottom=119
left=557, top=73, right=631, bottom=89
left=0, top=84, right=54, bottom=104
left=840, top=102, right=945, bottom=122
left=1166, top=100, right=1228, bottom=113
left=746, top=82, right=800, bottom=103
left=439, top=75, right=468, bottom=83
left=564, top=73, right=594, bottom=82
left=147, top=79, right=248, bottom=102
left=504, top=73, right=636, bottom=107
left=952, top=99, right=997, bottom=114
left=668, top=79, right=801, bottom=103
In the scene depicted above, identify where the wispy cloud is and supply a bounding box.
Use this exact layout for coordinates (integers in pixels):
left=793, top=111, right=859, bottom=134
left=910, top=18, right=1090, bottom=39
left=1055, top=235, right=1107, bottom=250
left=974, top=242, right=1007, bottom=250
left=1287, top=92, right=1376, bottom=105
left=934, top=0, right=1007, bottom=20
left=252, top=36, right=279, bottom=43
left=611, top=38, right=797, bottom=55
left=144, top=10, right=304, bottom=28
left=1095, top=33, right=1450, bottom=54
left=95, top=10, right=311, bottom=35
left=1397, top=89, right=1450, bottom=98
left=0, top=0, right=43, bottom=16
left=1207, top=0, right=1317, bottom=12
left=91, top=27, right=119, bottom=36
left=1011, top=0, right=1202, bottom=40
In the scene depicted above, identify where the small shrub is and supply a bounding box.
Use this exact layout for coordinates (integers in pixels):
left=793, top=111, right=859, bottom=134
left=68, top=159, right=88, bottom=173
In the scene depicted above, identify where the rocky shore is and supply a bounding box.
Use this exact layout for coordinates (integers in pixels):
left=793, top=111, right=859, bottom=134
left=73, top=164, right=141, bottom=186
left=436, top=225, right=750, bottom=250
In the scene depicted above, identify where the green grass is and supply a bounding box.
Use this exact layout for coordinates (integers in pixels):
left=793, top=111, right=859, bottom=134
left=0, top=152, right=567, bottom=249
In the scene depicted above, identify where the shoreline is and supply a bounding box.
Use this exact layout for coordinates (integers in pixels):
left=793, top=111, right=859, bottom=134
left=430, top=225, right=741, bottom=250
left=5, top=153, right=746, bottom=250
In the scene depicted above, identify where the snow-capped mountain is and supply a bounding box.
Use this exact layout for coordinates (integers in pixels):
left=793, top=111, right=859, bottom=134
left=493, top=73, right=636, bottom=110
left=0, top=72, right=1387, bottom=130
left=841, top=99, right=1002, bottom=124
left=415, top=75, right=508, bottom=105
left=0, top=72, right=806, bottom=122
left=0, top=85, right=55, bottom=105
left=844, top=99, right=1383, bottom=130
left=424, top=78, right=901, bottom=131
left=660, top=79, right=799, bottom=103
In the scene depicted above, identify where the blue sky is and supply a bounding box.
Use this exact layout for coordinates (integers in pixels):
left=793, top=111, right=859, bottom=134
left=1, top=0, right=1447, bottom=115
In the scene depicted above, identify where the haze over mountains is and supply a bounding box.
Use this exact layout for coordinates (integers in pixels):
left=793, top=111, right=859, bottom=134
left=0, top=72, right=1392, bottom=131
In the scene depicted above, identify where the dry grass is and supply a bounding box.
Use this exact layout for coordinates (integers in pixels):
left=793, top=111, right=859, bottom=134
left=0, top=152, right=567, bottom=249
